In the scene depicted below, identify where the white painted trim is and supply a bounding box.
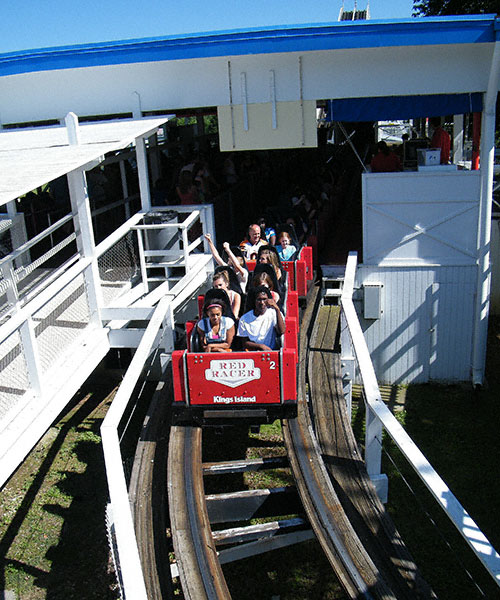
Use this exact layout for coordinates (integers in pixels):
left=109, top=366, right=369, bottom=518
left=473, top=41, right=500, bottom=385
left=135, top=137, right=151, bottom=212
left=453, top=114, right=464, bottom=163
left=270, top=70, right=277, bottom=129
left=241, top=72, right=249, bottom=131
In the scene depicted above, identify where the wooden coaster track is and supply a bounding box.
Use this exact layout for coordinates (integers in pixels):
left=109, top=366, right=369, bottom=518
left=134, top=283, right=435, bottom=599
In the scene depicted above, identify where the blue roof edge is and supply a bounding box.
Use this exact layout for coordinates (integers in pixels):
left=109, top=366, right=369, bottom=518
left=1, top=14, right=498, bottom=78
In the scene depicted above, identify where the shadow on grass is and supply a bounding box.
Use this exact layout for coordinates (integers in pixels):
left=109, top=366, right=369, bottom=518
left=42, top=435, right=118, bottom=599
left=384, top=377, right=500, bottom=600
left=0, top=374, right=120, bottom=600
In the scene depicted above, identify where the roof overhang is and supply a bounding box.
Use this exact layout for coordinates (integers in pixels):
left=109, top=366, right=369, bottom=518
left=0, top=15, right=499, bottom=78
left=0, top=116, right=169, bottom=206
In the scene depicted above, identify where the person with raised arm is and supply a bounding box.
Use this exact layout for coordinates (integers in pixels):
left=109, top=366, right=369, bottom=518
left=204, top=233, right=248, bottom=292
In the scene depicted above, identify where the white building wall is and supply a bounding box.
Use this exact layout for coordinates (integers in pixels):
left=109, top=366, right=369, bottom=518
left=360, top=171, right=481, bottom=383
left=356, top=265, right=476, bottom=383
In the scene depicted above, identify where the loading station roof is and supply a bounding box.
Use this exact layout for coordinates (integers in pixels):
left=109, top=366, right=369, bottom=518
left=0, top=116, right=168, bottom=206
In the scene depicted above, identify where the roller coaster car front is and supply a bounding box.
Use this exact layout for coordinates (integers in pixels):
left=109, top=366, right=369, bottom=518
left=171, top=349, right=297, bottom=426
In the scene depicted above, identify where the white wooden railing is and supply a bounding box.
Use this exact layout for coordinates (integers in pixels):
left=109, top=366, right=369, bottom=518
left=0, top=203, right=214, bottom=492
left=100, top=248, right=214, bottom=599
left=340, top=251, right=500, bottom=587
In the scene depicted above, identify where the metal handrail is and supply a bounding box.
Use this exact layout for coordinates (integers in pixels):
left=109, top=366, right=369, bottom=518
left=340, top=250, right=500, bottom=586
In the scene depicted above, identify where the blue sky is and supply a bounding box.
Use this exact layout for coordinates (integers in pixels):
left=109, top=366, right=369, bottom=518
left=1, top=0, right=415, bottom=54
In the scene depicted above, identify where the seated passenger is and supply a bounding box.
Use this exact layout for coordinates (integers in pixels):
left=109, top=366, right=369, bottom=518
left=257, top=216, right=276, bottom=246
left=275, top=231, right=297, bottom=261
left=239, top=223, right=268, bottom=260
left=251, top=271, right=280, bottom=304
left=197, top=299, right=235, bottom=353
left=212, top=270, right=241, bottom=317
left=237, top=286, right=285, bottom=351
left=257, top=247, right=283, bottom=283
left=222, top=243, right=249, bottom=293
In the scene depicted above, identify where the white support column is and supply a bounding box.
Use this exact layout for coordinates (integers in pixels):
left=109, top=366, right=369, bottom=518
left=67, top=169, right=103, bottom=327
left=6, top=201, right=29, bottom=268
left=453, top=114, right=464, bottom=164
left=161, top=303, right=175, bottom=355
left=365, top=406, right=383, bottom=477
left=135, top=136, right=151, bottom=212
left=365, top=405, right=387, bottom=503
left=119, top=160, right=131, bottom=220
left=1, top=260, right=19, bottom=312
left=132, top=96, right=152, bottom=212
left=182, top=226, right=190, bottom=271
left=201, top=203, right=216, bottom=253
left=65, top=112, right=103, bottom=327
left=136, top=228, right=149, bottom=294
left=472, top=41, right=500, bottom=385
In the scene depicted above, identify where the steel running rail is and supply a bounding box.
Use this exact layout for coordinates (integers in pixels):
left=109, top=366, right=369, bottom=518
left=283, top=284, right=393, bottom=598
left=168, top=426, right=231, bottom=600
left=341, top=251, right=500, bottom=587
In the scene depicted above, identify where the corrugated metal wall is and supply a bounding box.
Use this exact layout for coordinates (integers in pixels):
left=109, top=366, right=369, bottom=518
left=356, top=265, right=476, bottom=383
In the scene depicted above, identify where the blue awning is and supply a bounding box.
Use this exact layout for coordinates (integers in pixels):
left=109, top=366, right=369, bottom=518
left=326, top=93, right=483, bottom=122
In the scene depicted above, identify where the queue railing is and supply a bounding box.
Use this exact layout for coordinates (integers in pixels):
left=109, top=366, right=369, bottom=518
left=340, top=251, right=500, bottom=587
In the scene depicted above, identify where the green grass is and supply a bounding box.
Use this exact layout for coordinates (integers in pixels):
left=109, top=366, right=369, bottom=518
left=379, top=381, right=500, bottom=600
left=0, top=370, right=121, bottom=600
left=349, top=320, right=500, bottom=600
left=3, top=319, right=500, bottom=599
left=213, top=423, right=348, bottom=599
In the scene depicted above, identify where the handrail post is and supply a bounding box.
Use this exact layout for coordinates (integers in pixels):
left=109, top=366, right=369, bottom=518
left=341, top=251, right=387, bottom=500
left=340, top=309, right=355, bottom=418
left=1, top=260, right=19, bottom=312
left=182, top=224, right=190, bottom=272
left=19, top=318, right=43, bottom=397
left=365, top=403, right=383, bottom=478
left=136, top=228, right=149, bottom=294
